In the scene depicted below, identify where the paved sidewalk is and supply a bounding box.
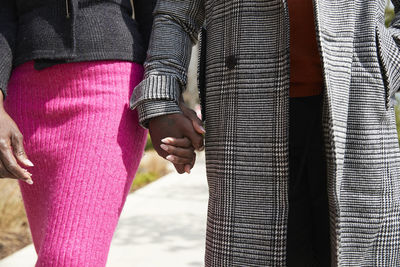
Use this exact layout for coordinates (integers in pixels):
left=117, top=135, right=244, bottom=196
left=0, top=154, right=208, bottom=267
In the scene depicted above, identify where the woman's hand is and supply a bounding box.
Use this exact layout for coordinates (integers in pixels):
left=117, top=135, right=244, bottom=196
left=160, top=136, right=196, bottom=174
left=0, top=92, right=34, bottom=184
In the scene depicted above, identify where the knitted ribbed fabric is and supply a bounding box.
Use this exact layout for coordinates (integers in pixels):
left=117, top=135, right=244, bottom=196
left=4, top=61, right=147, bottom=267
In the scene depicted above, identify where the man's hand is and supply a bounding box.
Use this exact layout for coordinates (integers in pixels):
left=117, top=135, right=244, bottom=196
left=0, top=92, right=34, bottom=184
left=179, top=101, right=205, bottom=136
left=149, top=113, right=204, bottom=174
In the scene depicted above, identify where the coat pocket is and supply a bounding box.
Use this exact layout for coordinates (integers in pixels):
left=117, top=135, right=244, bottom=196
left=375, top=23, right=400, bottom=109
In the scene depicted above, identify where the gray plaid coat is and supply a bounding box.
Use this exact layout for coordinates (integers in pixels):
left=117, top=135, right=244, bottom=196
left=131, top=0, right=400, bottom=266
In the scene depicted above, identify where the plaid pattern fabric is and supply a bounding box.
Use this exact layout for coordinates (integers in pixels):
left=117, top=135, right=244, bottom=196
left=131, top=0, right=400, bottom=266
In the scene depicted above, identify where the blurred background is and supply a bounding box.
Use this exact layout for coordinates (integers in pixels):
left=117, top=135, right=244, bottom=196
left=0, top=1, right=399, bottom=260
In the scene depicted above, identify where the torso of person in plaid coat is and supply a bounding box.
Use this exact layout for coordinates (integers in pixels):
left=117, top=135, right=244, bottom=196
left=131, top=0, right=400, bottom=266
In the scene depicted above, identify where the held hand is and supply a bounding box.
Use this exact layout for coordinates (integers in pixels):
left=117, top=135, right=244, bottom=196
left=160, top=103, right=205, bottom=173
left=149, top=113, right=204, bottom=174
left=179, top=101, right=205, bottom=136
left=160, top=137, right=196, bottom=174
left=0, top=96, right=34, bottom=184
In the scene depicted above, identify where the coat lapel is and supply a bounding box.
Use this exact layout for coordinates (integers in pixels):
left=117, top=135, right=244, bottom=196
left=313, top=0, right=356, bottom=203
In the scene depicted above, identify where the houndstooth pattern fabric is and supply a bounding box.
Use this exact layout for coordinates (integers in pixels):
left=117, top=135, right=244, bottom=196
left=131, top=0, right=400, bottom=266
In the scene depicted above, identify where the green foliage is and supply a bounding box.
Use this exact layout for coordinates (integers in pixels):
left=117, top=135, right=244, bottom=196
left=385, top=7, right=400, bottom=142
left=385, top=7, right=395, bottom=27
left=396, top=100, right=400, bottom=143
left=144, top=134, right=153, bottom=151
left=130, top=171, right=160, bottom=192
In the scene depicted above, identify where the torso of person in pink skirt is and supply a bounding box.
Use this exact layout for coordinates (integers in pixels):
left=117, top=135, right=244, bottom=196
left=0, top=1, right=191, bottom=266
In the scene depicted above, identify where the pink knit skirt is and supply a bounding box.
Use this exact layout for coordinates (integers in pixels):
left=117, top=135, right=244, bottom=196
left=5, top=61, right=147, bottom=267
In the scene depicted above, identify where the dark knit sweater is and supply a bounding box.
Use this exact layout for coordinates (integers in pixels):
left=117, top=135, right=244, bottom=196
left=0, top=0, right=156, bottom=97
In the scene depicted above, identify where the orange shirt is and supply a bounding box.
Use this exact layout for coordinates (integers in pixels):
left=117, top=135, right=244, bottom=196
left=288, top=0, right=324, bottom=97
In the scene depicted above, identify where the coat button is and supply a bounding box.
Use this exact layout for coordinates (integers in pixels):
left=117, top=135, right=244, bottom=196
left=225, top=55, right=237, bottom=70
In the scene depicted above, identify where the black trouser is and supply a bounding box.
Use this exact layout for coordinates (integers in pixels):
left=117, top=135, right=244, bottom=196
left=287, top=95, right=331, bottom=267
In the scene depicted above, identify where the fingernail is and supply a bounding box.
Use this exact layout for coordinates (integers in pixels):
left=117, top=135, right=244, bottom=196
left=22, top=169, right=32, bottom=176
left=161, top=137, right=174, bottom=144
left=23, top=159, right=34, bottom=167
left=166, top=155, right=174, bottom=161
left=185, top=165, right=191, bottom=174
left=160, top=144, right=169, bottom=151
left=199, top=126, right=206, bottom=134
left=25, top=179, right=34, bottom=185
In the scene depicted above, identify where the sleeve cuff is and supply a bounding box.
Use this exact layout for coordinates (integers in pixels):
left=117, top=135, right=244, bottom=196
left=130, top=75, right=182, bottom=109
left=130, top=74, right=184, bottom=128
left=136, top=100, right=182, bottom=128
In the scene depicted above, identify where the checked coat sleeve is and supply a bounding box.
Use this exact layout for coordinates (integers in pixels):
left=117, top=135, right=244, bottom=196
left=0, top=0, right=18, bottom=98
left=130, top=0, right=205, bottom=127
left=376, top=0, right=400, bottom=106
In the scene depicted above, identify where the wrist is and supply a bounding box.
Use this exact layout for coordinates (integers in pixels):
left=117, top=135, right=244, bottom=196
left=137, top=100, right=182, bottom=128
